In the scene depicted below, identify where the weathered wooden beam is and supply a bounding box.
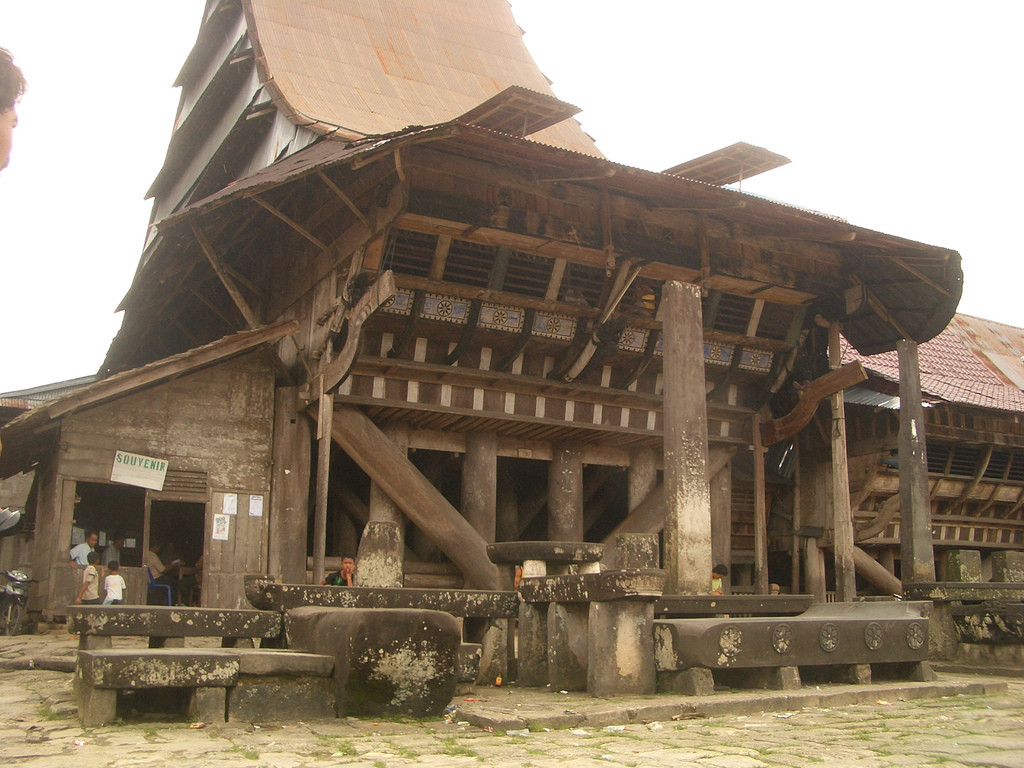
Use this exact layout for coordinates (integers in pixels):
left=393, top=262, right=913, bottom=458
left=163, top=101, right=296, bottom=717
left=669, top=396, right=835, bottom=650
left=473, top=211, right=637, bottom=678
left=316, top=170, right=371, bottom=228
left=897, top=339, right=937, bottom=583
left=312, top=381, right=333, bottom=585
left=760, top=362, right=868, bottom=445
left=829, top=322, right=857, bottom=601
left=249, top=194, right=328, bottom=251
left=852, top=546, right=903, bottom=595
left=326, top=406, right=499, bottom=589
left=753, top=411, right=769, bottom=594
left=189, top=218, right=259, bottom=328
left=318, top=270, right=396, bottom=393
left=44, top=320, right=300, bottom=420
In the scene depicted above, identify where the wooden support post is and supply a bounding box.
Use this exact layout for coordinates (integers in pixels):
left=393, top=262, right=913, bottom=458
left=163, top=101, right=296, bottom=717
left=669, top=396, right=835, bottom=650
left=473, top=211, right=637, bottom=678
left=897, top=339, right=937, bottom=583
left=495, top=463, right=519, bottom=547
left=548, top=444, right=583, bottom=542
left=312, top=385, right=333, bottom=585
left=829, top=322, right=856, bottom=601
left=628, top=447, right=658, bottom=515
left=710, top=460, right=732, bottom=594
left=752, top=412, right=769, bottom=594
left=790, top=455, right=802, bottom=594
left=269, top=387, right=311, bottom=585
left=805, top=537, right=827, bottom=603
left=611, top=446, right=658, bottom=569
left=662, top=281, right=712, bottom=594
left=464, top=432, right=498, bottom=542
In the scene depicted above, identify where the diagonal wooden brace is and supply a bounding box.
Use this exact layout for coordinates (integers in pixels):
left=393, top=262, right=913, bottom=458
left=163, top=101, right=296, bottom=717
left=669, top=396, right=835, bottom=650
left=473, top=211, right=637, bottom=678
left=760, top=361, right=867, bottom=446
left=318, top=269, right=396, bottom=393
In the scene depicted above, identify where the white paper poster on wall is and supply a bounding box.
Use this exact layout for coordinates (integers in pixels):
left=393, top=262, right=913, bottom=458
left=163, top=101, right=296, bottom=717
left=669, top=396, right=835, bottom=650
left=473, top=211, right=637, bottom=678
left=212, top=514, right=230, bottom=541
left=249, top=495, right=264, bottom=517
left=222, top=493, right=237, bottom=515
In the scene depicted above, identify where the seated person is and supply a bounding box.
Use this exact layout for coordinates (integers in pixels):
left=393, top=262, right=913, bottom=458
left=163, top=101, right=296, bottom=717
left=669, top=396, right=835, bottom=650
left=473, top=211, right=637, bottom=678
left=321, top=554, right=355, bottom=586
left=711, top=563, right=729, bottom=595
left=145, top=542, right=182, bottom=604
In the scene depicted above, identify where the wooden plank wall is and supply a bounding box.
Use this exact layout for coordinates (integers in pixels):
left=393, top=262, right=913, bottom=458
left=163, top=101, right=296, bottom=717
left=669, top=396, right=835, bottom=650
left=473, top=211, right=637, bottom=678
left=46, top=352, right=276, bottom=611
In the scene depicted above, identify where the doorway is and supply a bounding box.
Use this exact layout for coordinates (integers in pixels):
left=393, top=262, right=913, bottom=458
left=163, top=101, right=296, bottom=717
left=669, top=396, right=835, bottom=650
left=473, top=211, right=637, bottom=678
left=149, top=500, right=205, bottom=604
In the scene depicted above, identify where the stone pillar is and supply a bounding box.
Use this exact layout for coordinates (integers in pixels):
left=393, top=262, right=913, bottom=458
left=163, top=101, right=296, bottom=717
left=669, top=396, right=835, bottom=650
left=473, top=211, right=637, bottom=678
left=355, top=522, right=403, bottom=587
left=661, top=281, right=712, bottom=594
left=548, top=444, right=583, bottom=541
left=588, top=601, right=653, bottom=696
left=548, top=602, right=589, bottom=691
left=992, top=551, right=1024, bottom=582
left=269, top=387, right=311, bottom=585
left=517, top=557, right=549, bottom=687
left=944, top=549, right=982, bottom=582
left=359, top=423, right=408, bottom=588
left=588, top=534, right=660, bottom=697
left=710, top=461, right=732, bottom=594
left=829, top=322, right=856, bottom=601
left=897, top=340, right=937, bottom=583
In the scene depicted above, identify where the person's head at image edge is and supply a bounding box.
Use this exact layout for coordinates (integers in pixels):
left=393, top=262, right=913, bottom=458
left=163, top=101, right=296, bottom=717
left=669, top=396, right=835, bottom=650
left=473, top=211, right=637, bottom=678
left=1, top=47, right=27, bottom=172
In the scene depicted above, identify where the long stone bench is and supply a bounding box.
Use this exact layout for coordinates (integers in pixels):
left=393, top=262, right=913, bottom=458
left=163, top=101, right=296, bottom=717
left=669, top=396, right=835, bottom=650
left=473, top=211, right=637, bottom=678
left=655, top=600, right=933, bottom=694
left=76, top=647, right=334, bottom=726
left=243, top=576, right=518, bottom=617
left=67, top=605, right=283, bottom=649
left=655, top=594, right=815, bottom=617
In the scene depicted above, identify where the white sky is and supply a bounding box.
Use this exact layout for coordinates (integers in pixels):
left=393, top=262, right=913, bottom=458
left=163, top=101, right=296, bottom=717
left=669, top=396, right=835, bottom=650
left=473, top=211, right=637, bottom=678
left=2, top=1, right=1021, bottom=394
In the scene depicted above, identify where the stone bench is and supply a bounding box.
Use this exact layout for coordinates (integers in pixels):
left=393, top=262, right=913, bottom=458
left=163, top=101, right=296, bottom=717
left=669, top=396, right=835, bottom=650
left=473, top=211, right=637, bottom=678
left=655, top=600, right=933, bottom=695
left=76, top=647, right=334, bottom=726
left=655, top=594, right=815, bottom=617
left=244, top=576, right=518, bottom=617
left=285, top=606, right=462, bottom=717
left=67, top=605, right=283, bottom=649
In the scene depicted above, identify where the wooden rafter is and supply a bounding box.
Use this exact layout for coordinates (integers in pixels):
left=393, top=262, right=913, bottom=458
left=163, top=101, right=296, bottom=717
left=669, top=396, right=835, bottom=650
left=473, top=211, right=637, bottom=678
left=316, top=170, right=371, bottom=229
left=189, top=217, right=258, bottom=328
left=249, top=194, right=328, bottom=251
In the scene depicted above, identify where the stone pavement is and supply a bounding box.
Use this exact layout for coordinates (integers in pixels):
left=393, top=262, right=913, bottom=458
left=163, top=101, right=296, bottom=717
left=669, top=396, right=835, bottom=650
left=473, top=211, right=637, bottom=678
left=2, top=630, right=1023, bottom=767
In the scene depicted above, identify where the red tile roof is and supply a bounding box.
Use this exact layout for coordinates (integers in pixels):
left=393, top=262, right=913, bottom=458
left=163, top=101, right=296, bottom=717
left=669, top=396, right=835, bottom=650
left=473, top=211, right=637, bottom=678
left=843, top=315, right=1024, bottom=414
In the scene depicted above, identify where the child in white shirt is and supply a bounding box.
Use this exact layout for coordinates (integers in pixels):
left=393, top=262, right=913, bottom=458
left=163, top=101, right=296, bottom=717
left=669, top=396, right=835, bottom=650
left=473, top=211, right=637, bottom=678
left=102, top=560, right=127, bottom=605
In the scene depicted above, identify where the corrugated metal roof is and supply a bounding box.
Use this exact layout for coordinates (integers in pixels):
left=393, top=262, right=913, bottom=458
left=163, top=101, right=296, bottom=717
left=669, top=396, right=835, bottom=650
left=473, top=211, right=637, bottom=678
left=0, top=375, right=101, bottom=408
left=242, top=0, right=602, bottom=157
left=948, top=314, right=1024, bottom=390
left=842, top=316, right=1024, bottom=414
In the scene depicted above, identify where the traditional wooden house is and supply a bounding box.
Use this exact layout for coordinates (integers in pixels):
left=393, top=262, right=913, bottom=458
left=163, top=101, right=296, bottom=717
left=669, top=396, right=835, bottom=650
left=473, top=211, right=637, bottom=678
left=0, top=0, right=963, bottom=618
left=838, top=315, right=1024, bottom=584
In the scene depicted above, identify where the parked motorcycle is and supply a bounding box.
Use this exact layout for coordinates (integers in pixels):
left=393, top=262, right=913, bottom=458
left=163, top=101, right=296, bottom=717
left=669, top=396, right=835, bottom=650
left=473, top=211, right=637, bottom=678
left=0, top=569, right=34, bottom=636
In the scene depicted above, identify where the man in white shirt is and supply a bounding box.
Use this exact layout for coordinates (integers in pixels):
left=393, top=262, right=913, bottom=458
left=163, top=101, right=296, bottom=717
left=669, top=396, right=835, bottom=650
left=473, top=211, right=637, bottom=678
left=70, top=531, right=99, bottom=566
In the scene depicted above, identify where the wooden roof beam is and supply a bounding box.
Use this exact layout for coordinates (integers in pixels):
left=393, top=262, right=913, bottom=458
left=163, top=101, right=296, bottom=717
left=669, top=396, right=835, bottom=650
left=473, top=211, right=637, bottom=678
left=316, top=170, right=371, bottom=229
left=190, top=217, right=259, bottom=328
left=249, top=194, right=329, bottom=251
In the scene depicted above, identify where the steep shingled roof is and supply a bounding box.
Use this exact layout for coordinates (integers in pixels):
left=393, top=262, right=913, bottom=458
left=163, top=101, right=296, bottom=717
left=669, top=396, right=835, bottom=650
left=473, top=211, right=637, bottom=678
left=843, top=315, right=1024, bottom=414
left=242, top=0, right=601, bottom=156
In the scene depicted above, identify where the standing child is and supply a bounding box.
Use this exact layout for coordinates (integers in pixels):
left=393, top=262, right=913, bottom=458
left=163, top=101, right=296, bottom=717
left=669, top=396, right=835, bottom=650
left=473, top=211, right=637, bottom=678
left=103, top=561, right=127, bottom=605
left=75, top=551, right=103, bottom=605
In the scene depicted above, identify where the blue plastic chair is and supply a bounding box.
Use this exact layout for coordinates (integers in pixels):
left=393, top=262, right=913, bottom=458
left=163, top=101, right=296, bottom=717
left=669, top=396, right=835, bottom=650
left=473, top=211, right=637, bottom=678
left=147, top=570, right=172, bottom=606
